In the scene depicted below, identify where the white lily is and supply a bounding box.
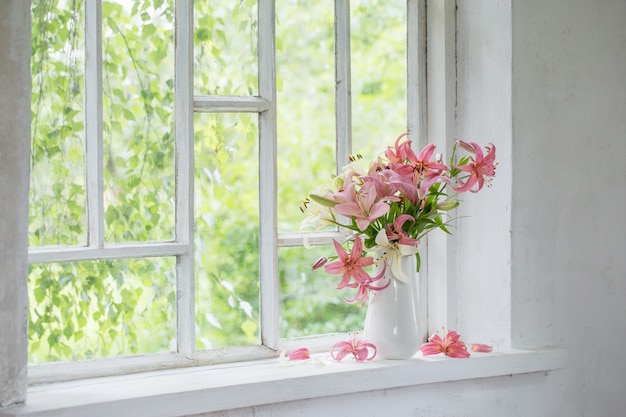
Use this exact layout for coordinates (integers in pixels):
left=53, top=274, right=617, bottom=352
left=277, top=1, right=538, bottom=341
left=369, top=228, right=419, bottom=283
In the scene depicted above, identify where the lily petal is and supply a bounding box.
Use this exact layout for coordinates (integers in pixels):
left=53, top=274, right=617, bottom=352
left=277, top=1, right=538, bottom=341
left=470, top=343, right=493, bottom=353
left=288, top=347, right=311, bottom=361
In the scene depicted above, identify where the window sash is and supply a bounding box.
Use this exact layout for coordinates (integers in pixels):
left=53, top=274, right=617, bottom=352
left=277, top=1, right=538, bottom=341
left=26, top=0, right=427, bottom=382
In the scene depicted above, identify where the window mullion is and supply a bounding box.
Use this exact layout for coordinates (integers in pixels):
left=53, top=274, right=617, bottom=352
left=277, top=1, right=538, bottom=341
left=258, top=0, right=279, bottom=350
left=85, top=0, right=104, bottom=249
left=407, top=0, right=429, bottom=340
left=426, top=0, right=458, bottom=333
left=334, top=0, right=351, bottom=170
left=407, top=0, right=427, bottom=145
left=175, top=0, right=195, bottom=358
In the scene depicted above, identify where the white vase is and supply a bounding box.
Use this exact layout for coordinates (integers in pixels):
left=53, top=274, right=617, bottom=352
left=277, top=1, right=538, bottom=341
left=363, top=251, right=421, bottom=359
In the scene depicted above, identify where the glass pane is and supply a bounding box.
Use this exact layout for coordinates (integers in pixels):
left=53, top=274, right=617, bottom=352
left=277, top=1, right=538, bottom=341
left=30, top=1, right=86, bottom=247
left=102, top=0, right=175, bottom=243
left=351, top=0, right=407, bottom=157
left=28, top=257, right=176, bottom=364
left=276, top=0, right=336, bottom=232
left=194, top=0, right=258, bottom=96
left=194, top=114, right=260, bottom=349
left=279, top=245, right=367, bottom=338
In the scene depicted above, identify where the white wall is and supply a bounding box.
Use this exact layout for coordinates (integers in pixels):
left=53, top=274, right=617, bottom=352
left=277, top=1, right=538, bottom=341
left=1, top=0, right=624, bottom=415
left=510, top=0, right=626, bottom=415
left=0, top=0, right=30, bottom=408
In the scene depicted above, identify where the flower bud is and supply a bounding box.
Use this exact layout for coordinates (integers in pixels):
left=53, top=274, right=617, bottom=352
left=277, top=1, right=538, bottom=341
left=437, top=199, right=459, bottom=211
left=311, top=257, right=328, bottom=270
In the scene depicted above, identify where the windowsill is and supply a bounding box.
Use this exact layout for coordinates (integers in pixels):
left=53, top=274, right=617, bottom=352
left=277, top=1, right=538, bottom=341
left=0, top=348, right=567, bottom=417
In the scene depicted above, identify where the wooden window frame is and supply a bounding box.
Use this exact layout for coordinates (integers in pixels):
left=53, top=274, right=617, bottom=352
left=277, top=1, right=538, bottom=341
left=22, top=0, right=429, bottom=385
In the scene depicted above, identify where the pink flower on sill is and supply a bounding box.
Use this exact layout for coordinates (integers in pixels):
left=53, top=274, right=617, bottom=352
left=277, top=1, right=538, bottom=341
left=330, top=332, right=377, bottom=362
left=470, top=343, right=493, bottom=353
left=288, top=347, right=311, bottom=361
left=420, top=330, right=471, bottom=358
left=452, top=141, right=497, bottom=193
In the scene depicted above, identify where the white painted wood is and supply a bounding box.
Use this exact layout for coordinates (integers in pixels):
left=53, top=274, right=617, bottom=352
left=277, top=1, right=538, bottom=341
left=174, top=0, right=195, bottom=359
left=1, top=349, right=567, bottom=417
left=85, top=0, right=104, bottom=249
left=0, top=0, right=30, bottom=408
left=28, top=242, right=190, bottom=263
left=425, top=0, right=457, bottom=335
left=407, top=0, right=427, bottom=142
left=28, top=345, right=278, bottom=385
left=334, top=0, right=351, bottom=169
left=407, top=0, right=428, bottom=341
left=453, top=0, right=513, bottom=349
left=277, top=231, right=347, bottom=247
left=257, top=0, right=280, bottom=350
left=193, top=96, right=271, bottom=113
left=85, top=0, right=104, bottom=248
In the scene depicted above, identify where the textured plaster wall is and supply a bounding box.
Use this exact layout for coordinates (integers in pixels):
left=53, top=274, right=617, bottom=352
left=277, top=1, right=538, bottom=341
left=0, top=0, right=31, bottom=409
left=510, top=0, right=626, bottom=415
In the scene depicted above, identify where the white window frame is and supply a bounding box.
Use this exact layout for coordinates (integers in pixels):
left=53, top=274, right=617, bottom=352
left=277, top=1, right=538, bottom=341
left=1, top=0, right=569, bottom=414
left=24, top=0, right=430, bottom=384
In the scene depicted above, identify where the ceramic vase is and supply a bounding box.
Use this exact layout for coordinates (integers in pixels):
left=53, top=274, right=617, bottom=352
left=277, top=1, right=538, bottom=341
left=363, top=251, right=421, bottom=359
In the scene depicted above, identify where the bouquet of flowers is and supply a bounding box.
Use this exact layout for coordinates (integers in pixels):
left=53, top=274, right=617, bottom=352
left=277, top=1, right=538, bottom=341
left=300, top=133, right=496, bottom=306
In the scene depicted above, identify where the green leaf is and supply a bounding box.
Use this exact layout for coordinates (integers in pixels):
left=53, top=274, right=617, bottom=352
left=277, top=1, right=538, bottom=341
left=241, top=319, right=257, bottom=340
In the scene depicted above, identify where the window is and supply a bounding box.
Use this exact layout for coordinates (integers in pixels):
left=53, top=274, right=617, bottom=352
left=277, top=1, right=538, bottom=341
left=27, top=0, right=425, bottom=381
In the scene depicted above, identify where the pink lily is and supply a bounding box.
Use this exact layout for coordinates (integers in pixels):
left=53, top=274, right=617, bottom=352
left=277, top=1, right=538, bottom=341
left=333, top=180, right=390, bottom=231
left=385, top=214, right=420, bottom=247
left=330, top=332, right=377, bottom=362
left=324, top=236, right=374, bottom=287
left=420, top=330, right=471, bottom=358
left=288, top=347, right=311, bottom=360
left=412, top=143, right=448, bottom=178
left=324, top=236, right=388, bottom=306
left=385, top=132, right=415, bottom=164
left=470, top=343, right=493, bottom=353
left=361, top=174, right=400, bottom=206
left=452, top=141, right=497, bottom=193
left=343, top=266, right=389, bottom=306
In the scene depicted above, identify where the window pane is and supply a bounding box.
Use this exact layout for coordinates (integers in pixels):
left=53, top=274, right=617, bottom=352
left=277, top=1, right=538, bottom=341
left=102, top=0, right=175, bottom=243
left=279, top=246, right=366, bottom=338
left=28, top=257, right=176, bottom=364
left=30, top=1, right=86, bottom=247
left=194, top=0, right=258, bottom=96
left=276, top=0, right=336, bottom=232
left=194, top=114, right=260, bottom=349
left=351, top=0, right=407, bottom=156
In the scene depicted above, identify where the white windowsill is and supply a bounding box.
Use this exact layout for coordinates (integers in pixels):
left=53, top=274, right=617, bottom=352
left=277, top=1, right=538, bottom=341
left=0, top=348, right=567, bottom=417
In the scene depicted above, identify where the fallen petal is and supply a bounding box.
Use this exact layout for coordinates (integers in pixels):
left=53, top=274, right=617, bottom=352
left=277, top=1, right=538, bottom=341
left=288, top=347, right=311, bottom=360
left=470, top=343, right=493, bottom=353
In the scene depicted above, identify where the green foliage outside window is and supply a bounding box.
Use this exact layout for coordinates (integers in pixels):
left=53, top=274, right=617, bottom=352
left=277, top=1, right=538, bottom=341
left=28, top=0, right=407, bottom=364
